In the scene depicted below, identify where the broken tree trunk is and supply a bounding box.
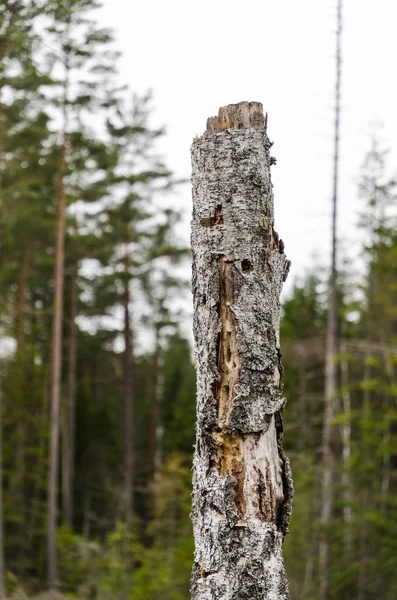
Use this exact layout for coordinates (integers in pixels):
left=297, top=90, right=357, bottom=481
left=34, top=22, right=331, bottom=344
left=190, top=102, right=293, bottom=600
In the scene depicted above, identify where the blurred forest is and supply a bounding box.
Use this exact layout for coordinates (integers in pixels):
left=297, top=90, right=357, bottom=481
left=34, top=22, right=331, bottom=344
left=0, top=1, right=396, bottom=599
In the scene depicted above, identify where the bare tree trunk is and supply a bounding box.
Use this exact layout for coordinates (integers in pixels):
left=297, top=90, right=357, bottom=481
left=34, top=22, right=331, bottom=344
left=28, top=367, right=49, bottom=546
left=358, top=359, right=371, bottom=600
left=154, top=361, right=165, bottom=488
left=48, top=64, right=69, bottom=591
left=9, top=245, right=31, bottom=564
left=340, top=342, right=352, bottom=555
left=123, top=276, right=134, bottom=525
left=380, top=344, right=394, bottom=507
left=147, top=329, right=165, bottom=501
left=63, top=261, right=78, bottom=528
left=319, top=2, right=343, bottom=597
left=0, top=381, right=5, bottom=599
left=190, top=102, right=293, bottom=600
left=146, top=332, right=159, bottom=494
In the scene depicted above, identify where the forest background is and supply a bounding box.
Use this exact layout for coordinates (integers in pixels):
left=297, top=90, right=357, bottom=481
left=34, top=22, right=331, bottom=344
left=0, top=1, right=396, bottom=599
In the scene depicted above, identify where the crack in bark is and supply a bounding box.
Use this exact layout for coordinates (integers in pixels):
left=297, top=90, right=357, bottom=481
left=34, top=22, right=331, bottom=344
left=216, top=259, right=240, bottom=427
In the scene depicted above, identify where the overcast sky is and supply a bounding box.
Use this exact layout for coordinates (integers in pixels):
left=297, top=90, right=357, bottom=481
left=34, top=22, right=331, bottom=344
left=98, top=0, right=397, bottom=291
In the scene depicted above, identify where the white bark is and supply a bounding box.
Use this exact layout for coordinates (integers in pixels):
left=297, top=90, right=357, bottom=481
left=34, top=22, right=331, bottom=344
left=190, top=102, right=292, bottom=600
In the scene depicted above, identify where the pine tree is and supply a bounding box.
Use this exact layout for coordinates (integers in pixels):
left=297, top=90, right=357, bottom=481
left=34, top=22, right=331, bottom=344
left=42, top=0, right=119, bottom=586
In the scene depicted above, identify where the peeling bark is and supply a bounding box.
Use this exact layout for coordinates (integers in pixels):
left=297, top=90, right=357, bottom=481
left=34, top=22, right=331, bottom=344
left=190, top=102, right=292, bottom=600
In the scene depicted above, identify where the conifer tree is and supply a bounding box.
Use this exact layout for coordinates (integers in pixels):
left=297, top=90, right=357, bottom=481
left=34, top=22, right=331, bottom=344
left=42, top=0, right=119, bottom=587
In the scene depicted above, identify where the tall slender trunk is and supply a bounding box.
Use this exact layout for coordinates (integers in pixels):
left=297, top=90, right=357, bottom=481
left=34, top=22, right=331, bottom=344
left=319, top=2, right=342, bottom=597
left=358, top=358, right=371, bottom=600
left=9, top=246, right=31, bottom=577
left=48, top=62, right=69, bottom=591
left=147, top=328, right=164, bottom=503
left=63, top=261, right=78, bottom=528
left=28, top=367, right=49, bottom=547
left=380, top=341, right=394, bottom=507
left=0, top=83, right=4, bottom=193
left=190, top=102, right=293, bottom=600
left=10, top=247, right=31, bottom=485
left=16, top=247, right=31, bottom=359
left=123, top=274, right=133, bottom=524
left=0, top=86, right=5, bottom=598
left=146, top=334, right=159, bottom=495
left=0, top=381, right=5, bottom=599
left=154, top=360, right=164, bottom=488
left=340, top=342, right=352, bottom=555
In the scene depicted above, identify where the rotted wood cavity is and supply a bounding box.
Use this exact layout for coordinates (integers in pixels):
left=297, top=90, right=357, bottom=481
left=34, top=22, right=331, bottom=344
left=257, top=459, right=278, bottom=523
left=216, top=259, right=240, bottom=427
left=211, top=430, right=246, bottom=516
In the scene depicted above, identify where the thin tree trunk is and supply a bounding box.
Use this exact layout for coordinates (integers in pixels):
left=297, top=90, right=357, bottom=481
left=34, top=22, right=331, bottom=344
left=319, top=2, right=342, bottom=597
left=147, top=329, right=165, bottom=500
left=380, top=343, right=394, bottom=507
left=190, top=102, right=293, bottom=600
left=340, top=342, right=352, bottom=555
left=0, top=381, right=5, bottom=599
left=48, top=63, right=69, bottom=591
left=154, top=361, right=165, bottom=488
left=16, top=247, right=31, bottom=360
left=28, top=367, right=49, bottom=546
left=0, top=84, right=4, bottom=193
left=63, top=261, right=78, bottom=528
left=123, top=275, right=133, bottom=525
left=0, top=87, right=5, bottom=599
left=9, top=246, right=31, bottom=547
left=83, top=492, right=91, bottom=540
left=146, top=332, right=159, bottom=495
left=358, top=359, right=371, bottom=600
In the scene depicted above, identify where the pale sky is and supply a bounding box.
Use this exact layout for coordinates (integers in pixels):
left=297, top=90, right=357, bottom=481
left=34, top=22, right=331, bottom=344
left=98, top=0, right=397, bottom=290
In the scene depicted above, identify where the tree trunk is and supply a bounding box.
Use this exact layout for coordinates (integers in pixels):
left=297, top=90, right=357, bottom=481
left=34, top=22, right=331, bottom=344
left=63, top=261, right=78, bottom=528
left=123, top=277, right=134, bottom=524
left=319, top=2, right=342, bottom=596
left=0, top=381, right=5, bottom=599
left=190, top=102, right=293, bottom=600
left=147, top=328, right=165, bottom=502
left=146, top=333, right=159, bottom=495
left=9, top=245, right=31, bottom=567
left=340, top=342, right=352, bottom=555
left=48, top=65, right=69, bottom=591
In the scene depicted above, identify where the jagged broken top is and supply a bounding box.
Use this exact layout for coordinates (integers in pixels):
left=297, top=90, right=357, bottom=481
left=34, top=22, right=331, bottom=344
left=206, top=101, right=267, bottom=134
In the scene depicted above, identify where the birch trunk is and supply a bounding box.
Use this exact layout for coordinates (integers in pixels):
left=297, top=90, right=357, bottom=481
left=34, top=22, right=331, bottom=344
left=190, top=102, right=293, bottom=600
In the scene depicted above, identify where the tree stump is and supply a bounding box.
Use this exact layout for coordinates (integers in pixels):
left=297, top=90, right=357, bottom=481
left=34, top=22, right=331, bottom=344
left=190, top=101, right=293, bottom=600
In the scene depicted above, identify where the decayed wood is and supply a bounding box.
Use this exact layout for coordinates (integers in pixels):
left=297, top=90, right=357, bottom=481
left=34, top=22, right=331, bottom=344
left=190, top=102, right=292, bottom=600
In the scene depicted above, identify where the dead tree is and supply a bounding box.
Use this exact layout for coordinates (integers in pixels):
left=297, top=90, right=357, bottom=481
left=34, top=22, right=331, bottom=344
left=319, top=1, right=343, bottom=597
left=190, top=102, right=293, bottom=600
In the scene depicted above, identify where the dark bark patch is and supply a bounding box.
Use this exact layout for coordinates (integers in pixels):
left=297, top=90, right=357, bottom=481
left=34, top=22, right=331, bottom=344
left=200, top=204, right=223, bottom=227
left=277, top=450, right=294, bottom=537
left=241, top=258, right=252, bottom=272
